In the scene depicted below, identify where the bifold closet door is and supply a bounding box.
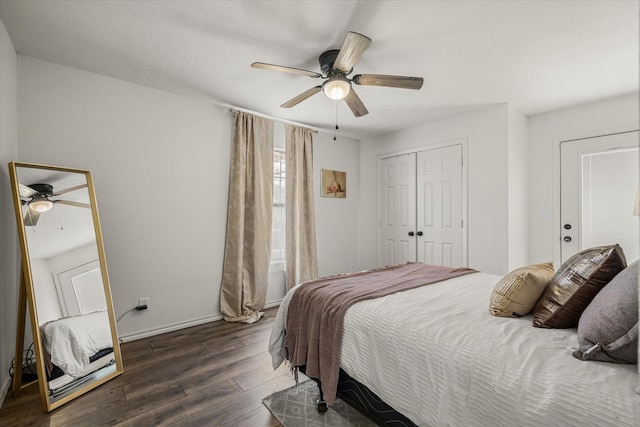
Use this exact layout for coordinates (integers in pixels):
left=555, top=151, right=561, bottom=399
left=379, top=153, right=417, bottom=265
left=378, top=144, right=463, bottom=267
left=416, top=145, right=463, bottom=267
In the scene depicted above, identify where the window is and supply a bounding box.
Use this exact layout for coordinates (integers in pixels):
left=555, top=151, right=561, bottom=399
left=271, top=148, right=286, bottom=268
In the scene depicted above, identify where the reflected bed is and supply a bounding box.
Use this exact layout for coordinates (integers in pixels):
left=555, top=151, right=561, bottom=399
left=40, top=310, right=114, bottom=397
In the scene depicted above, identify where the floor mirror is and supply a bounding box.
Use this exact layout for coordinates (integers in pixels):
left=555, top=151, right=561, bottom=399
left=8, top=161, right=123, bottom=412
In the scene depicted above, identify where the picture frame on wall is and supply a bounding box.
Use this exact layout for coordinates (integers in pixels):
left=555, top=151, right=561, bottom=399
left=321, top=169, right=346, bottom=198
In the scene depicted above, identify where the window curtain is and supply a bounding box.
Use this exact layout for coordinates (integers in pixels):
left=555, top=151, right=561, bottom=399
left=220, top=112, right=274, bottom=324
left=285, top=125, right=319, bottom=290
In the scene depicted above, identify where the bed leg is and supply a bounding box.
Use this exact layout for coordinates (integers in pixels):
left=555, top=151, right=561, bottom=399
left=316, top=399, right=328, bottom=413
left=315, top=383, right=328, bottom=413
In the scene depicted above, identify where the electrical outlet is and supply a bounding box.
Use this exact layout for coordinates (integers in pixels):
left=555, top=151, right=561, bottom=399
left=138, top=297, right=150, bottom=310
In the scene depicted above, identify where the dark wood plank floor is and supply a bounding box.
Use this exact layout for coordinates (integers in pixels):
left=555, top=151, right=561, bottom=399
left=0, top=307, right=296, bottom=426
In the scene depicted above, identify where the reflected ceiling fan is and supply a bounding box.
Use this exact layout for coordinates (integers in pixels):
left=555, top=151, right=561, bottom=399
left=251, top=31, right=423, bottom=117
left=19, top=183, right=90, bottom=226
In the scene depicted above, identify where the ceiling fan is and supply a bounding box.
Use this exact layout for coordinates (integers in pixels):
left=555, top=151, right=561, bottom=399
left=20, top=182, right=90, bottom=226
left=252, top=31, right=424, bottom=117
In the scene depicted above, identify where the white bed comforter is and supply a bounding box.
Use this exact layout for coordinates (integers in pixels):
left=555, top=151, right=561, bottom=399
left=42, top=310, right=113, bottom=378
left=269, top=272, right=639, bottom=426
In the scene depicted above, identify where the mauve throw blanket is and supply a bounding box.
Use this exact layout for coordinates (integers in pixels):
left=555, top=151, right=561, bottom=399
left=285, top=262, right=477, bottom=405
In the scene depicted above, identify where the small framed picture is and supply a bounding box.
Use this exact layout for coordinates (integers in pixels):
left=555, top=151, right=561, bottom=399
left=321, top=169, right=346, bottom=198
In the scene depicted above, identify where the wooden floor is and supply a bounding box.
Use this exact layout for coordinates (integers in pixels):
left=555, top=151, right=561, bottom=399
left=0, top=307, right=296, bottom=426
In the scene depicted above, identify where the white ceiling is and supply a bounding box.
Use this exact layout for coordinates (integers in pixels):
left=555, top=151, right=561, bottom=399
left=0, top=0, right=638, bottom=139
left=17, top=166, right=95, bottom=259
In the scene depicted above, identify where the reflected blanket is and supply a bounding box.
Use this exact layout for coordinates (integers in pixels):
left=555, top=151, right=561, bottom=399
left=284, top=262, right=476, bottom=405
left=42, top=310, right=113, bottom=378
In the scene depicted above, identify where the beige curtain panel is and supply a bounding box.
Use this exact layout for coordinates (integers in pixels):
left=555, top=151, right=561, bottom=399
left=220, top=112, right=274, bottom=324
left=285, top=125, right=319, bottom=290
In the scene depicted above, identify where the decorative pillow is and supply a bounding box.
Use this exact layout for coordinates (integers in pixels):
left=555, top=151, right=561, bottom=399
left=572, top=260, right=638, bottom=363
left=533, top=244, right=627, bottom=329
left=489, top=262, right=554, bottom=317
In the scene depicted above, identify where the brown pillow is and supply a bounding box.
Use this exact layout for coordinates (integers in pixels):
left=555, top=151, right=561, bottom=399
left=572, top=260, right=638, bottom=363
left=489, top=262, right=554, bottom=317
left=533, top=244, right=627, bottom=329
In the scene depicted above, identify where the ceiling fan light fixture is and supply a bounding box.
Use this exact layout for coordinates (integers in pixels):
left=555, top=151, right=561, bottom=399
left=322, top=76, right=351, bottom=100
left=30, top=198, right=53, bottom=212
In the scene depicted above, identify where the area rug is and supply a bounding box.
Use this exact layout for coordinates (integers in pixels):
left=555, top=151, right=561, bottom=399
left=262, top=379, right=376, bottom=427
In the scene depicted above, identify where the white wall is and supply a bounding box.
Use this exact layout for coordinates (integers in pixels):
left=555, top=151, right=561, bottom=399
left=507, top=105, right=529, bottom=269
left=49, top=242, right=99, bottom=275
left=18, top=56, right=230, bottom=340
left=0, top=17, right=19, bottom=403
left=313, top=132, right=359, bottom=276
left=30, top=258, right=62, bottom=324
left=357, top=104, right=521, bottom=275
left=528, top=93, right=639, bottom=266
left=16, top=56, right=360, bottom=341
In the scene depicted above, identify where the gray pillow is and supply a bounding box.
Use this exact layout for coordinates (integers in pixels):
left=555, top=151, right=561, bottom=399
left=572, top=259, right=639, bottom=364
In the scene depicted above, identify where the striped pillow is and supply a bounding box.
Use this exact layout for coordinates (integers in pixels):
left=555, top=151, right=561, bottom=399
left=489, top=262, right=554, bottom=317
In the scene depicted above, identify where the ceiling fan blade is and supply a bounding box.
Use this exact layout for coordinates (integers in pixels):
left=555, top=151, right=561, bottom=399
left=344, top=89, right=369, bottom=117
left=281, top=86, right=322, bottom=108
left=251, top=62, right=323, bottom=78
left=54, top=200, right=91, bottom=209
left=334, top=32, right=371, bottom=74
left=19, top=183, right=37, bottom=198
left=353, top=74, right=424, bottom=90
left=52, top=183, right=88, bottom=196
left=23, top=210, right=41, bottom=227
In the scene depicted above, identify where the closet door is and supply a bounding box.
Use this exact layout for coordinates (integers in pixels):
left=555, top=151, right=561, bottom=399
left=416, top=145, right=463, bottom=266
left=379, top=153, right=417, bottom=264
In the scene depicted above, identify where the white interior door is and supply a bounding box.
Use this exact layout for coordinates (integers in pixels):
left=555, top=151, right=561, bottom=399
left=417, top=145, right=463, bottom=266
left=54, top=260, right=107, bottom=316
left=560, top=131, right=639, bottom=264
left=379, top=153, right=417, bottom=264
left=378, top=144, right=464, bottom=267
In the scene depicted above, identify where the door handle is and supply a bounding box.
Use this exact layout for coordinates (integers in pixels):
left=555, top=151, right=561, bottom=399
left=564, top=236, right=572, bottom=242
left=416, top=231, right=423, bottom=236
left=408, top=231, right=415, bottom=236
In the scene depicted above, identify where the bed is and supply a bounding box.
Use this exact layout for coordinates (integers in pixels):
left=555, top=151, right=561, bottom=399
left=269, top=254, right=639, bottom=426
left=40, top=310, right=115, bottom=397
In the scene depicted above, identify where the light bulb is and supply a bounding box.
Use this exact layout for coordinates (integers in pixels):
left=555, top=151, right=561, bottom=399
left=323, top=77, right=351, bottom=100
left=30, top=199, right=53, bottom=212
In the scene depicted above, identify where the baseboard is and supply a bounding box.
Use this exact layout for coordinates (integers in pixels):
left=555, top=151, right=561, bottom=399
left=264, top=299, right=283, bottom=309
left=118, top=300, right=284, bottom=343
left=118, top=314, right=222, bottom=343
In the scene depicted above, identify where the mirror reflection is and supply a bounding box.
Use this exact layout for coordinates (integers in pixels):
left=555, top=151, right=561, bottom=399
left=10, top=162, right=122, bottom=411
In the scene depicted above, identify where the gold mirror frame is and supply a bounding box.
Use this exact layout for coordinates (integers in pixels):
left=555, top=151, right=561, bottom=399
left=8, top=161, right=123, bottom=412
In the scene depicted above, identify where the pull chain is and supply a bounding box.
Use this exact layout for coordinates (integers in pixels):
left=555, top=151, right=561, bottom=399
left=56, top=204, right=64, bottom=230
left=334, top=102, right=339, bottom=141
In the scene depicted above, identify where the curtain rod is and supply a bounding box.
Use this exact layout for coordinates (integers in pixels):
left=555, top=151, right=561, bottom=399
left=221, top=104, right=319, bottom=134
